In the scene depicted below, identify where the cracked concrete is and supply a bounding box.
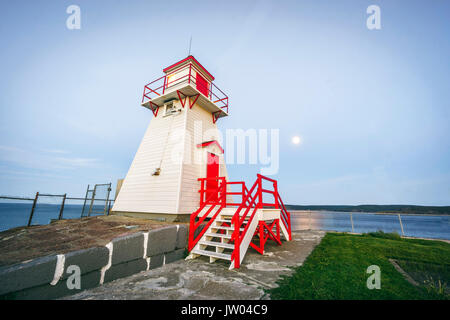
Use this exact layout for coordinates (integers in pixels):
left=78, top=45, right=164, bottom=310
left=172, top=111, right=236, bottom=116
left=63, top=230, right=325, bottom=300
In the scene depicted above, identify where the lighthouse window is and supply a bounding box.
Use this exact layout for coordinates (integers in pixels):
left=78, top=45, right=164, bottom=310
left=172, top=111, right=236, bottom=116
left=164, top=101, right=177, bottom=116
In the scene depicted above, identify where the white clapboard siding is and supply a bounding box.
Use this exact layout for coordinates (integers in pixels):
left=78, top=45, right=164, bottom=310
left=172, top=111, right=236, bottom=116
left=113, top=98, right=231, bottom=216
left=112, top=100, right=186, bottom=214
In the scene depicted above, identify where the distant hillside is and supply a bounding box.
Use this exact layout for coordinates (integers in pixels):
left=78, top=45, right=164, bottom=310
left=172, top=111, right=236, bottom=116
left=284, top=205, right=450, bottom=215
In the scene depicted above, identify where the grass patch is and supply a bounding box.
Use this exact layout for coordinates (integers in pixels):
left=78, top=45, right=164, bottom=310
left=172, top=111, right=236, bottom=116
left=268, top=232, right=450, bottom=300
left=367, top=230, right=402, bottom=241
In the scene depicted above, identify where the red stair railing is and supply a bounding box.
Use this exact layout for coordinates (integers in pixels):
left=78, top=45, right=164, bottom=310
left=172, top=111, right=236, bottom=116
left=277, top=192, right=292, bottom=240
left=188, top=174, right=292, bottom=267
left=230, top=178, right=261, bottom=268
left=188, top=177, right=226, bottom=251
left=230, top=174, right=292, bottom=268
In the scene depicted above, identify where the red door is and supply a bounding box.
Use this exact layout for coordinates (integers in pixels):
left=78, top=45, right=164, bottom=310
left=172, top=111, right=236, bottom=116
left=206, top=152, right=219, bottom=203
left=196, top=73, right=209, bottom=97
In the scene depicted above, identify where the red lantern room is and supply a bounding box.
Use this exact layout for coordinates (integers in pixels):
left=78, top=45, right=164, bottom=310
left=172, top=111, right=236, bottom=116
left=141, top=55, right=229, bottom=123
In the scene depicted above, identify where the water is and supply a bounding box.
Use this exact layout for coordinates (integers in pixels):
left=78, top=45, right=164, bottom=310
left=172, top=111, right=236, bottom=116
left=0, top=203, right=107, bottom=232
left=0, top=204, right=449, bottom=240
left=291, top=211, right=450, bottom=240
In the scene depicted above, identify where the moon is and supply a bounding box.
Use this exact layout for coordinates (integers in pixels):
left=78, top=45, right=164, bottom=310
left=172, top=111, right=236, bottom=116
left=292, top=136, right=301, bottom=145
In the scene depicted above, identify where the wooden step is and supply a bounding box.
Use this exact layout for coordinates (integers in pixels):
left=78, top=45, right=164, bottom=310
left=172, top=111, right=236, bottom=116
left=191, top=249, right=231, bottom=261
left=216, top=219, right=248, bottom=224
left=205, top=232, right=232, bottom=239
left=220, top=214, right=252, bottom=220
left=199, top=240, right=234, bottom=249
left=215, top=219, right=232, bottom=224
left=210, top=226, right=245, bottom=231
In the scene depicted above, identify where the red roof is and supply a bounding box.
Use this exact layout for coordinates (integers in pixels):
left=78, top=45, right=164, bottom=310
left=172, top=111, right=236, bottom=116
left=163, top=55, right=215, bottom=81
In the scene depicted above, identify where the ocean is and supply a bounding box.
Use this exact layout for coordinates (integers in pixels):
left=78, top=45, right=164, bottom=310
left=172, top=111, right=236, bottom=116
left=290, top=211, right=450, bottom=240
left=0, top=202, right=108, bottom=232
left=0, top=203, right=449, bottom=240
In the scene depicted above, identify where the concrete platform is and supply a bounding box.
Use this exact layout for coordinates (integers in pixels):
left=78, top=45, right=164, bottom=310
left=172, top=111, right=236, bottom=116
left=63, top=230, right=326, bottom=300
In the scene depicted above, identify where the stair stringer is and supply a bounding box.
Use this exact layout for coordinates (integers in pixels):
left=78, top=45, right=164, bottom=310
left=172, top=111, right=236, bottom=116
left=229, top=209, right=260, bottom=270
left=185, top=205, right=224, bottom=260
left=279, top=219, right=291, bottom=241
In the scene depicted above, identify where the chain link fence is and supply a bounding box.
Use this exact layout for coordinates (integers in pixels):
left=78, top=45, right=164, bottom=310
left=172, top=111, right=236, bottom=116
left=0, top=183, right=113, bottom=231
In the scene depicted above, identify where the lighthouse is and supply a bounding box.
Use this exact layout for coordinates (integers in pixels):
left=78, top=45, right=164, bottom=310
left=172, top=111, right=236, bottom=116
left=112, top=56, right=230, bottom=222
left=112, top=56, right=292, bottom=269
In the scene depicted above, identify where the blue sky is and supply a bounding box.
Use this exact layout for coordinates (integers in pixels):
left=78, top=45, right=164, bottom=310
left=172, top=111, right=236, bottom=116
left=0, top=0, right=449, bottom=205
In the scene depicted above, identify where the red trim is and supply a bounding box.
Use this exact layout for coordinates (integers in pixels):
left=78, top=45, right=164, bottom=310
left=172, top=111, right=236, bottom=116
left=196, top=140, right=224, bottom=154
left=176, top=90, right=187, bottom=108
left=163, top=55, right=215, bottom=81
left=149, top=101, right=160, bottom=117
left=188, top=94, right=200, bottom=109
left=212, top=111, right=221, bottom=124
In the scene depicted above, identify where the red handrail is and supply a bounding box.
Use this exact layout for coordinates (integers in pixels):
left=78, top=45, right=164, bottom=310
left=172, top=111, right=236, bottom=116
left=142, top=63, right=229, bottom=114
left=230, top=178, right=260, bottom=268
left=188, top=177, right=226, bottom=251
left=277, top=192, right=292, bottom=240
left=188, top=174, right=292, bottom=267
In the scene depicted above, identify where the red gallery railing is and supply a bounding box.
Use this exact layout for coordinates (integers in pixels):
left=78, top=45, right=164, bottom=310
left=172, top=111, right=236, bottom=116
left=188, top=174, right=292, bottom=267
left=141, top=64, right=229, bottom=114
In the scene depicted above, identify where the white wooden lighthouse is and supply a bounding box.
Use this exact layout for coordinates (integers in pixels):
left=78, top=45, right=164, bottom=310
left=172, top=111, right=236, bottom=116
left=112, top=56, right=292, bottom=269
left=112, top=56, right=230, bottom=221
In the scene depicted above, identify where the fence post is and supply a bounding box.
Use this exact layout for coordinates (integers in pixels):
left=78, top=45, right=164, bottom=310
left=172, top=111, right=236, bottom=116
left=308, top=211, right=312, bottom=230
left=398, top=214, right=405, bottom=236
left=350, top=213, right=354, bottom=233
left=58, top=193, right=67, bottom=220
left=81, top=184, right=90, bottom=218
left=27, top=192, right=39, bottom=227
left=102, top=183, right=111, bottom=215
left=107, top=200, right=112, bottom=216
left=88, top=185, right=97, bottom=217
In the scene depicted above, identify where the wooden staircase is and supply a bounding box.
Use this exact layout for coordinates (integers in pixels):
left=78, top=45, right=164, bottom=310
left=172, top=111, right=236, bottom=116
left=186, top=175, right=292, bottom=269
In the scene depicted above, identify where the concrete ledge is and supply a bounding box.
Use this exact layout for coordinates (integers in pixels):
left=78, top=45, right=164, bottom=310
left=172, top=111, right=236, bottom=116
left=111, top=233, right=145, bottom=265
left=165, top=249, right=185, bottom=264
left=1, top=224, right=189, bottom=299
left=147, top=226, right=177, bottom=256
left=176, top=225, right=188, bottom=249
left=2, top=270, right=101, bottom=300
left=62, top=247, right=109, bottom=279
left=149, top=254, right=164, bottom=269
left=0, top=255, right=57, bottom=296
left=104, top=259, right=147, bottom=283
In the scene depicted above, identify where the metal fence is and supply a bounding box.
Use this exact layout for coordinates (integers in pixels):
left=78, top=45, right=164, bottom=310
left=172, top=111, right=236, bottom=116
left=80, top=183, right=112, bottom=217
left=290, top=211, right=450, bottom=240
left=0, top=183, right=114, bottom=231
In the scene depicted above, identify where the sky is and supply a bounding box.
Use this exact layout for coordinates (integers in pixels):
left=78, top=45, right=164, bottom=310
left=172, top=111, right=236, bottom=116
left=0, top=0, right=449, bottom=205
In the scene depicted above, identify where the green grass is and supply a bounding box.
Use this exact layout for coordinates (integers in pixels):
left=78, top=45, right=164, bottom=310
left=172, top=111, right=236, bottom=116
left=268, top=232, right=450, bottom=300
